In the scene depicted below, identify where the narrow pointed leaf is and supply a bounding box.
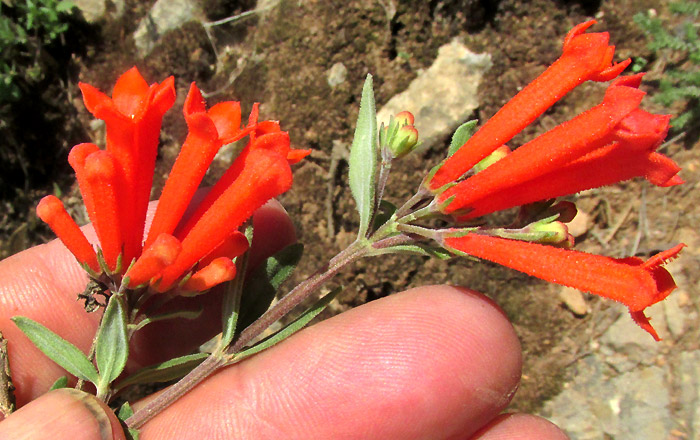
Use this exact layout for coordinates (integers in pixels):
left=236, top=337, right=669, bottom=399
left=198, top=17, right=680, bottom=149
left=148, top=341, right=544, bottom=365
left=233, top=287, right=341, bottom=362
left=117, top=402, right=140, bottom=440
left=448, top=120, right=478, bottom=157
left=238, top=243, right=304, bottom=331
left=131, top=307, right=203, bottom=332
left=114, top=353, right=208, bottom=391
left=49, top=376, right=68, bottom=391
left=349, top=74, right=378, bottom=238
left=12, top=316, right=98, bottom=383
left=220, top=225, right=253, bottom=348
left=95, top=294, right=129, bottom=388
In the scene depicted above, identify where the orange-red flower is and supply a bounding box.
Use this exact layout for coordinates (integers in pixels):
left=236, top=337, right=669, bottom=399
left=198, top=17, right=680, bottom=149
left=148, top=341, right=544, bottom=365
left=438, top=74, right=682, bottom=220
left=429, top=20, right=631, bottom=191
left=38, top=67, right=305, bottom=294
left=442, top=233, right=684, bottom=340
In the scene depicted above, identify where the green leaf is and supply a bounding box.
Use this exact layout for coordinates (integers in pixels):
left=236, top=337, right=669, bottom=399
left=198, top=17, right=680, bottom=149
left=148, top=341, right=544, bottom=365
left=220, top=224, right=254, bottom=348
left=114, top=353, right=208, bottom=391
left=238, top=243, right=304, bottom=332
left=369, top=242, right=454, bottom=260
left=131, top=307, right=203, bottom=332
left=448, top=120, right=478, bottom=157
left=49, top=376, right=68, bottom=390
left=95, top=294, right=129, bottom=390
left=349, top=74, right=378, bottom=238
left=372, top=200, right=397, bottom=230
left=233, top=287, right=341, bottom=362
left=117, top=402, right=140, bottom=440
left=12, top=316, right=98, bottom=383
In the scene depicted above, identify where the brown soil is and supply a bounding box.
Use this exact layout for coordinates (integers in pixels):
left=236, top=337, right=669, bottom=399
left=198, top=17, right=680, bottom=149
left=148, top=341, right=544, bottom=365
left=2, top=0, right=697, bottom=414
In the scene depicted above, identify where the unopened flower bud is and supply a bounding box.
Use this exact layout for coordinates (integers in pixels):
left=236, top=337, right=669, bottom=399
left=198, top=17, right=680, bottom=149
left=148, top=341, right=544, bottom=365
left=381, top=111, right=419, bottom=159
left=529, top=221, right=573, bottom=245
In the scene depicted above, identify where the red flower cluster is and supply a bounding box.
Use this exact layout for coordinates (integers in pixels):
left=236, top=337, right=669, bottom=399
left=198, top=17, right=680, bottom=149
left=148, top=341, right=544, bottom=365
left=37, top=67, right=309, bottom=294
left=429, top=21, right=684, bottom=339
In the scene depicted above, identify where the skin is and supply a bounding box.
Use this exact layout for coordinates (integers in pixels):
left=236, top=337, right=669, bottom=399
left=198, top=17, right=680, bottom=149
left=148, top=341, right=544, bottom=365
left=0, top=202, right=568, bottom=439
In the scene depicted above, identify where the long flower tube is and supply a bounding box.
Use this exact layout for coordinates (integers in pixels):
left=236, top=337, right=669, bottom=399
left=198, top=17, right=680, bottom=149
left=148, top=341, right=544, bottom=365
left=156, top=148, right=294, bottom=291
left=36, top=196, right=100, bottom=273
left=442, top=232, right=685, bottom=340
left=429, top=20, right=631, bottom=190
left=439, top=80, right=682, bottom=219
left=144, top=83, right=252, bottom=249
left=79, top=67, right=176, bottom=264
left=438, top=75, right=654, bottom=215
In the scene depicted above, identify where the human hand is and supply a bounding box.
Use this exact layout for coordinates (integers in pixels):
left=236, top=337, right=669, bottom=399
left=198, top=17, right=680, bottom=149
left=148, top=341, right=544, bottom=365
left=0, top=203, right=567, bottom=439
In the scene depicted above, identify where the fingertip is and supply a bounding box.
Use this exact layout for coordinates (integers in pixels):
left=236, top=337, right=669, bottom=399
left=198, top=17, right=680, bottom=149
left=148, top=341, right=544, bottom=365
left=249, top=199, right=296, bottom=268
left=0, top=389, right=126, bottom=440
left=140, top=284, right=524, bottom=439
left=471, top=413, right=569, bottom=440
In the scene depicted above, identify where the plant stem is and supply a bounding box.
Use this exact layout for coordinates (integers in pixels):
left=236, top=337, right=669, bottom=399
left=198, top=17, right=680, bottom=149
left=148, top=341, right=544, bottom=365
left=226, top=240, right=368, bottom=355
left=126, top=240, right=369, bottom=429
left=125, top=355, right=225, bottom=429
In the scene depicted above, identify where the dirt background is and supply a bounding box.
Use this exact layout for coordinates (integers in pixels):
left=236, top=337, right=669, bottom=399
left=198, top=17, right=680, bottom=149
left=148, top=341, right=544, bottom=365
left=1, top=0, right=697, bottom=414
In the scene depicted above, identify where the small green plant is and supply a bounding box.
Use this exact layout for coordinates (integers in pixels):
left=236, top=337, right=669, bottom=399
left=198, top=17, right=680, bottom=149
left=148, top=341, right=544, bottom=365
left=0, top=0, right=76, bottom=103
left=634, top=2, right=700, bottom=130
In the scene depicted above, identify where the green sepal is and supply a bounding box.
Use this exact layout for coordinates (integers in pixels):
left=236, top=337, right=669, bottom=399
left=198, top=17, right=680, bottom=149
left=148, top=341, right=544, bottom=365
left=117, top=402, right=140, bottom=440
left=95, top=293, right=129, bottom=391
left=49, top=376, right=68, bottom=391
left=114, top=353, right=209, bottom=391
left=238, top=243, right=304, bottom=332
left=231, top=287, right=342, bottom=363
left=349, top=74, right=379, bottom=238
left=448, top=120, right=478, bottom=157
left=12, top=316, right=98, bottom=383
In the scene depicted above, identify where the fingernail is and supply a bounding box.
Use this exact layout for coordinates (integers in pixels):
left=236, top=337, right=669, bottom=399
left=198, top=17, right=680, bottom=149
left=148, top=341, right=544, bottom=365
left=0, top=388, right=119, bottom=440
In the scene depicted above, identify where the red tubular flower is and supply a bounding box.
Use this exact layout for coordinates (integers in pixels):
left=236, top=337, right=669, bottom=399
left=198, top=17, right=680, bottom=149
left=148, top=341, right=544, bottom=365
left=156, top=148, right=293, bottom=291
left=439, top=75, right=682, bottom=219
left=39, top=68, right=305, bottom=295
left=182, top=257, right=236, bottom=293
left=429, top=20, right=631, bottom=190
left=36, top=196, right=100, bottom=273
left=175, top=116, right=307, bottom=239
left=145, top=83, right=251, bottom=249
left=84, top=150, right=123, bottom=271
left=125, top=233, right=181, bottom=287
left=443, top=233, right=685, bottom=340
left=198, top=231, right=249, bottom=268
left=79, top=67, right=176, bottom=264
left=67, top=143, right=100, bottom=218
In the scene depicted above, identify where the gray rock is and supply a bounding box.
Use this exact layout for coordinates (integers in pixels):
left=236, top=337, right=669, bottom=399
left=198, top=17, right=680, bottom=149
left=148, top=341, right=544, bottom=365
left=678, top=350, right=700, bottom=438
left=542, top=357, right=673, bottom=439
left=376, top=39, right=491, bottom=151
left=326, top=62, right=348, bottom=88
left=133, top=0, right=204, bottom=56
left=72, top=0, right=125, bottom=23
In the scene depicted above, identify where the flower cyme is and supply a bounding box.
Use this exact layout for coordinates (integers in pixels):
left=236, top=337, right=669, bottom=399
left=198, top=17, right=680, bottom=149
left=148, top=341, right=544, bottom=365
left=429, top=20, right=631, bottom=190
left=438, top=74, right=682, bottom=219
left=38, top=67, right=304, bottom=294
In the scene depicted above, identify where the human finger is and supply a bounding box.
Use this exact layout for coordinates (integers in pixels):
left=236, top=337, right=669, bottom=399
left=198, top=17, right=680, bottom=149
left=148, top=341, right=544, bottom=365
left=0, top=389, right=126, bottom=439
left=137, top=285, right=523, bottom=439
left=470, top=413, right=569, bottom=439
left=0, top=200, right=295, bottom=406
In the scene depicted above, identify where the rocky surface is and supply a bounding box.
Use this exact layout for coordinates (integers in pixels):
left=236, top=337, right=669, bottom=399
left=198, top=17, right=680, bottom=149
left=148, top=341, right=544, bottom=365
left=376, top=40, right=491, bottom=150
left=541, top=227, right=700, bottom=439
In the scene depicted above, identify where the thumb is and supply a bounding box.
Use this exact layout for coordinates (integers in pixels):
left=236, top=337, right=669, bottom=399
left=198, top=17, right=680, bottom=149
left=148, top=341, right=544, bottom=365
left=0, top=389, right=126, bottom=440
